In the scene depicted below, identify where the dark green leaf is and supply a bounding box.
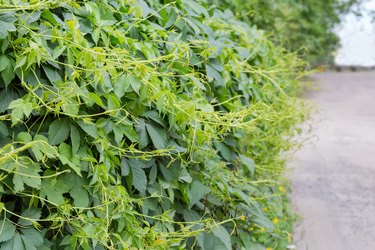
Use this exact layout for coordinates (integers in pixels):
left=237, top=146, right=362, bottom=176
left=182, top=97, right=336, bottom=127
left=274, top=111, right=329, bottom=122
left=179, top=167, right=192, bottom=183
left=0, top=55, right=9, bottom=71
left=213, top=225, right=232, bottom=250
left=121, top=125, right=139, bottom=143
left=48, top=118, right=70, bottom=145
left=0, top=89, right=17, bottom=113
left=121, top=158, right=130, bottom=177
left=18, top=209, right=41, bottom=227
left=0, top=219, right=16, bottom=243
left=189, top=180, right=211, bottom=208
left=0, top=233, right=24, bottom=250
left=130, top=164, right=147, bottom=194
left=113, top=74, right=131, bottom=98
left=20, top=228, right=43, bottom=249
left=129, top=75, right=142, bottom=95
left=0, top=13, right=16, bottom=39
left=146, top=123, right=167, bottom=149
left=165, top=8, right=177, bottom=28
left=206, top=64, right=224, bottom=86
left=62, top=173, right=89, bottom=207
left=70, top=125, right=80, bottom=154
left=43, top=65, right=62, bottom=84
left=197, top=232, right=227, bottom=250
left=1, top=57, right=15, bottom=88
left=136, top=119, right=149, bottom=149
left=0, top=122, right=8, bottom=136
left=77, top=120, right=98, bottom=138
left=239, top=154, right=255, bottom=176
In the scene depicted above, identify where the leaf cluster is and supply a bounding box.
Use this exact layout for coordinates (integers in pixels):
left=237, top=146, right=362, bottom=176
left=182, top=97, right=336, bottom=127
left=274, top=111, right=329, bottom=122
left=211, top=0, right=361, bottom=65
left=0, top=0, right=307, bottom=249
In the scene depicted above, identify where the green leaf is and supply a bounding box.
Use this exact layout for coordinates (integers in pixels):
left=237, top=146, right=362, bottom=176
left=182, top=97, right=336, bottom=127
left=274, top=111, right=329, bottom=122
left=18, top=208, right=41, bottom=227
left=145, top=123, right=168, bottom=149
left=61, top=98, right=79, bottom=116
left=8, top=99, right=33, bottom=125
left=16, top=132, right=32, bottom=143
left=19, top=228, right=43, bottom=249
left=40, top=172, right=70, bottom=205
left=1, top=58, right=15, bottom=88
left=189, top=180, right=211, bottom=208
left=0, top=122, right=8, bottom=137
left=107, top=94, right=120, bottom=110
left=130, top=164, right=147, bottom=194
left=0, top=55, right=9, bottom=71
left=121, top=158, right=130, bottom=177
left=62, top=173, right=89, bottom=207
left=143, top=111, right=166, bottom=126
left=48, top=118, right=70, bottom=145
left=239, top=154, right=255, bottom=176
left=92, top=28, right=100, bottom=44
left=113, top=125, right=123, bottom=145
left=43, top=65, right=62, bottom=84
left=88, top=92, right=104, bottom=107
left=31, top=135, right=58, bottom=161
left=197, top=232, right=227, bottom=250
left=77, top=120, right=98, bottom=138
left=0, top=89, right=17, bottom=113
left=70, top=125, right=80, bottom=154
left=184, top=0, right=209, bottom=17
left=121, top=125, right=139, bottom=143
left=52, top=46, right=66, bottom=59
left=215, top=142, right=233, bottom=161
left=0, top=233, right=24, bottom=250
left=0, top=219, right=16, bottom=243
left=149, top=165, right=157, bottom=184
left=239, top=233, right=264, bottom=250
left=0, top=13, right=16, bottom=39
left=212, top=225, right=232, bottom=250
left=129, top=75, right=142, bottom=95
left=136, top=119, right=149, bottom=149
left=70, top=180, right=89, bottom=207
left=13, top=158, right=41, bottom=192
left=113, top=74, right=131, bottom=99
left=165, top=8, right=177, bottom=28
left=179, top=167, right=192, bottom=183
left=14, top=56, right=27, bottom=69
left=205, top=64, right=224, bottom=86
left=58, top=143, right=82, bottom=176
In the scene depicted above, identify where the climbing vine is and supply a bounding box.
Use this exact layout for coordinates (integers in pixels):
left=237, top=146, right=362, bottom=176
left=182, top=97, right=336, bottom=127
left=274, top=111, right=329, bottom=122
left=0, top=0, right=306, bottom=249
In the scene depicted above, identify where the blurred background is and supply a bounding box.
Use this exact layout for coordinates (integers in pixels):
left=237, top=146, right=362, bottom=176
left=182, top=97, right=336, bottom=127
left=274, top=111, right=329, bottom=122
left=336, top=0, right=375, bottom=66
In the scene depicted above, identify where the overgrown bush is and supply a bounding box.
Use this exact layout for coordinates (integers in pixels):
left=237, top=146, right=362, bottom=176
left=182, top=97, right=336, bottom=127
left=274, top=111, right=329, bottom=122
left=212, top=0, right=360, bottom=65
left=0, top=0, right=306, bottom=249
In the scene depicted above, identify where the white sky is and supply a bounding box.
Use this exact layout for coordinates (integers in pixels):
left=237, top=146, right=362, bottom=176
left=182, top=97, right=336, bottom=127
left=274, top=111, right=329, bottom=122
left=335, top=0, right=375, bottom=66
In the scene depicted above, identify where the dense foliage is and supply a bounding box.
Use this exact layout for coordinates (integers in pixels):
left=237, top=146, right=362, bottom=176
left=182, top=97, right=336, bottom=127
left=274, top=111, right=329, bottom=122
left=212, top=0, right=360, bottom=65
left=0, top=0, right=306, bottom=249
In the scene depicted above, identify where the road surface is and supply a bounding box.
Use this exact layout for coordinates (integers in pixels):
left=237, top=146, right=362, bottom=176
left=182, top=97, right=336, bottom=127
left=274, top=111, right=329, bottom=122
left=291, top=71, right=375, bottom=250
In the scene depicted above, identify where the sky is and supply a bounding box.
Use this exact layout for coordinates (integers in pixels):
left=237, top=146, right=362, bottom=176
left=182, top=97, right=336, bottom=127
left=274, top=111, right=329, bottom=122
left=335, top=0, right=375, bottom=66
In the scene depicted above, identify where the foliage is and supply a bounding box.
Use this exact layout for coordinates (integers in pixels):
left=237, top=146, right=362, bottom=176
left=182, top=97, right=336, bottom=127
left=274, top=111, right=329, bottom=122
left=0, top=0, right=307, bottom=249
left=212, top=0, right=361, bottom=65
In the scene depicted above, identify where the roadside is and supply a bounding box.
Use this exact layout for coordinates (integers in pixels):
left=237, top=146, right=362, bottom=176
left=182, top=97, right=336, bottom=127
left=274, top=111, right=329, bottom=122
left=290, top=71, right=375, bottom=250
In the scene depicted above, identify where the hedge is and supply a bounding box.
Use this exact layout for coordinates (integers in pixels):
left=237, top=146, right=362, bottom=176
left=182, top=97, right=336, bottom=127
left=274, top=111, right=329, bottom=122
left=212, top=0, right=360, bottom=65
left=0, top=0, right=306, bottom=249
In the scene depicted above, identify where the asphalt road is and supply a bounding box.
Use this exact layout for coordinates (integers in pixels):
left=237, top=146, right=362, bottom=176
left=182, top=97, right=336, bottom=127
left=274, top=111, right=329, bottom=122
left=291, top=71, right=375, bottom=250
